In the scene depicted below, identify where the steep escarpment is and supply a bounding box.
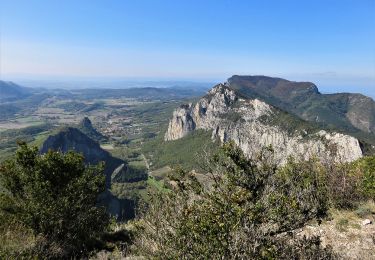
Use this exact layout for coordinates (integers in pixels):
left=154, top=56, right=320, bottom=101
left=227, top=75, right=375, bottom=136
left=165, top=84, right=363, bottom=164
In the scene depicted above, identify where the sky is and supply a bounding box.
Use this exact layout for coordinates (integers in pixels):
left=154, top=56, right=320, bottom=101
left=0, top=0, right=374, bottom=95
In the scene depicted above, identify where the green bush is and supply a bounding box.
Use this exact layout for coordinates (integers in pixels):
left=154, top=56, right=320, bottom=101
left=335, top=218, right=349, bottom=232
left=355, top=203, right=374, bottom=218
left=326, top=162, right=364, bottom=209
left=133, top=142, right=335, bottom=259
left=325, top=156, right=375, bottom=209
left=0, top=143, right=110, bottom=258
left=356, top=156, right=375, bottom=200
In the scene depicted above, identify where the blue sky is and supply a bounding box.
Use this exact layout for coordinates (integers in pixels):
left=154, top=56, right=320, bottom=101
left=1, top=0, right=374, bottom=95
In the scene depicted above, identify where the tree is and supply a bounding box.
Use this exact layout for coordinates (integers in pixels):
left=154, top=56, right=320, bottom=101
left=0, top=143, right=110, bottom=258
left=133, top=142, right=335, bottom=259
left=325, top=155, right=375, bottom=209
left=354, top=156, right=375, bottom=201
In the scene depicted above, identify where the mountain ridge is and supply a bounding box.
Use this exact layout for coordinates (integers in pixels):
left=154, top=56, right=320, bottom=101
left=165, top=83, right=363, bottom=164
left=0, top=80, right=32, bottom=102
left=227, top=75, right=375, bottom=136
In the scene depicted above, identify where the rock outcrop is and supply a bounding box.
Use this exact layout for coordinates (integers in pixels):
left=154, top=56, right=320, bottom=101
left=41, top=127, right=114, bottom=165
left=165, top=104, right=196, bottom=141
left=165, top=84, right=363, bottom=164
left=77, top=117, right=107, bottom=142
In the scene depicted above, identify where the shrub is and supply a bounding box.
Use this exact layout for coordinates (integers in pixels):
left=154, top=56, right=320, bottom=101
left=132, top=142, right=336, bottom=259
left=326, top=162, right=363, bottom=208
left=355, top=203, right=374, bottom=218
left=335, top=218, right=349, bottom=232
left=356, top=156, right=375, bottom=200
left=326, top=156, right=375, bottom=209
left=0, top=143, right=110, bottom=258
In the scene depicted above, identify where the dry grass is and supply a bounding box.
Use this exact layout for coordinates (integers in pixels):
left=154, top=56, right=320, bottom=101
left=149, top=166, right=172, bottom=180
left=300, top=201, right=375, bottom=259
left=0, top=222, right=35, bottom=256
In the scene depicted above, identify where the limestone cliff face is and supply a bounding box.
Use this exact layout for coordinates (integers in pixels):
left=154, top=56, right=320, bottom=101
left=165, top=84, right=363, bottom=163
left=165, top=104, right=196, bottom=141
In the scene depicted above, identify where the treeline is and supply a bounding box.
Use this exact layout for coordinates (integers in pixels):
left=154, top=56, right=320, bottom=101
left=0, top=142, right=374, bottom=258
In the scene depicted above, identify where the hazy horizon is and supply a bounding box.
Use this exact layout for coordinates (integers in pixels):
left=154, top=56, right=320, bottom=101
left=1, top=0, right=374, bottom=96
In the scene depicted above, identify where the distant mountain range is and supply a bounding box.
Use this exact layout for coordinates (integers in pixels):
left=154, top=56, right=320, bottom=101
left=0, top=80, right=32, bottom=101
left=0, top=80, right=207, bottom=121
left=6, top=79, right=214, bottom=91
left=0, top=79, right=207, bottom=103
left=69, top=87, right=206, bottom=100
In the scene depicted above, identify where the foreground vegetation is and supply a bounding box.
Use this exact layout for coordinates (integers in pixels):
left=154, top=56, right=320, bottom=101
left=133, top=144, right=374, bottom=259
left=0, top=143, right=110, bottom=258
left=0, top=142, right=374, bottom=258
left=134, top=143, right=336, bottom=259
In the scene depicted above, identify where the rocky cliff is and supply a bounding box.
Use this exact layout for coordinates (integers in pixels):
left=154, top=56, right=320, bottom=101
left=165, top=84, right=363, bottom=164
